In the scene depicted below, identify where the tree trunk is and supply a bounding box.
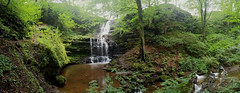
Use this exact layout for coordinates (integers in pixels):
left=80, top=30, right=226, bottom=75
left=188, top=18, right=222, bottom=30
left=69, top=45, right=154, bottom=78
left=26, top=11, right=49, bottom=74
left=199, top=0, right=205, bottom=41
left=164, top=23, right=167, bottom=34
left=136, top=0, right=145, bottom=62
left=148, top=0, right=152, bottom=28
left=202, top=0, right=207, bottom=41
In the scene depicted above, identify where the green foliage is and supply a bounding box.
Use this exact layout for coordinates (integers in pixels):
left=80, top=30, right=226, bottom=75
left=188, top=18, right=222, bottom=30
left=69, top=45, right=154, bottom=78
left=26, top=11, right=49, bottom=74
left=179, top=57, right=207, bottom=73
left=146, top=4, right=198, bottom=34
left=115, top=72, right=146, bottom=92
left=58, top=13, right=77, bottom=29
left=36, top=28, right=69, bottom=68
left=114, top=4, right=198, bottom=35
left=206, top=34, right=240, bottom=65
left=55, top=75, right=66, bottom=87
left=88, top=72, right=146, bottom=93
left=87, top=80, right=99, bottom=93
left=179, top=56, right=219, bottom=73
left=131, top=62, right=154, bottom=72
left=40, top=1, right=104, bottom=35
left=0, top=54, right=16, bottom=77
left=153, top=31, right=207, bottom=57
left=0, top=5, right=26, bottom=39
left=34, top=27, right=69, bottom=76
left=154, top=73, right=194, bottom=93
left=100, top=75, right=124, bottom=93
left=13, top=0, right=41, bottom=24
left=0, top=0, right=41, bottom=39
left=218, top=79, right=240, bottom=93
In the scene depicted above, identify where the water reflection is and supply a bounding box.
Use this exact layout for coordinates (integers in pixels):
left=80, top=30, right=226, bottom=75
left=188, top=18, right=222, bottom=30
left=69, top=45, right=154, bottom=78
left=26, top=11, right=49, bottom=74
left=58, top=64, right=118, bottom=93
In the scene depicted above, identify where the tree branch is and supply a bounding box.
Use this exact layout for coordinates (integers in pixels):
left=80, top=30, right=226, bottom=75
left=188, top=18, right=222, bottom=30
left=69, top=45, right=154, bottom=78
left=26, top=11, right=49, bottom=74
left=7, top=0, right=10, bottom=6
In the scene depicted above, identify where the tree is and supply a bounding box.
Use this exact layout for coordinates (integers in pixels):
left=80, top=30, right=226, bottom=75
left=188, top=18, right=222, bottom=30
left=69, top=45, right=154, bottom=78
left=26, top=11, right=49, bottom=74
left=219, top=0, right=240, bottom=35
left=219, top=0, right=240, bottom=23
left=199, top=0, right=208, bottom=40
left=163, top=0, right=172, bottom=4
left=187, top=0, right=214, bottom=40
left=87, top=0, right=148, bottom=61
left=136, top=0, right=146, bottom=61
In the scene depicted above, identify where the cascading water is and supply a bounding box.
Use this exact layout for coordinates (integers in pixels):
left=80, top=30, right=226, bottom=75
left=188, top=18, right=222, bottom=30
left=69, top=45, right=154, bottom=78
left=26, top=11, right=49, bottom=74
left=89, top=21, right=111, bottom=63
left=194, top=66, right=227, bottom=93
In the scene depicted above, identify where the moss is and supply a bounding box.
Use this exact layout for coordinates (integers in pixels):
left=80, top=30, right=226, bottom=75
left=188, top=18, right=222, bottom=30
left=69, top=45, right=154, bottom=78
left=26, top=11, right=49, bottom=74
left=178, top=72, right=185, bottom=77
left=8, top=38, right=69, bottom=91
left=55, top=75, right=66, bottom=87
left=159, top=75, right=170, bottom=82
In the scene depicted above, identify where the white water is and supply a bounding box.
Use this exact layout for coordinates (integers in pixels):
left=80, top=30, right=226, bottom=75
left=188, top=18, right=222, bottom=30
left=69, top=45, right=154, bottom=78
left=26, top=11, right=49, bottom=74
left=194, top=84, right=202, bottom=93
left=90, top=21, right=111, bottom=63
left=194, top=66, right=227, bottom=93
left=194, top=74, right=206, bottom=93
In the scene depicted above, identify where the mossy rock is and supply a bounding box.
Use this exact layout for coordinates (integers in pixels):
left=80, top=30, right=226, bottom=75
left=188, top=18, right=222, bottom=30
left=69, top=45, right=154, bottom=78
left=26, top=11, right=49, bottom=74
left=178, top=72, right=185, bottom=77
left=159, top=75, right=170, bottom=81
left=55, top=75, right=66, bottom=87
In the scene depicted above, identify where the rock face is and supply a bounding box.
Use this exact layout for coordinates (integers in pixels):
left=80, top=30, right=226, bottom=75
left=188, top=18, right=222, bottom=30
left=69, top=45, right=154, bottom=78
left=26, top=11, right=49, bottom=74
left=104, top=21, right=120, bottom=60
left=65, top=38, right=91, bottom=64
left=104, top=34, right=120, bottom=59
left=88, top=20, right=120, bottom=63
left=65, top=21, right=120, bottom=64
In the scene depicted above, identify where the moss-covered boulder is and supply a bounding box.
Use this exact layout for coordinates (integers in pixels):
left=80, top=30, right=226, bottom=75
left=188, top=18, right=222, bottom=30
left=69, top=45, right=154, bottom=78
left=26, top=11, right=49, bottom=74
left=55, top=75, right=66, bottom=87
left=178, top=72, right=185, bottom=77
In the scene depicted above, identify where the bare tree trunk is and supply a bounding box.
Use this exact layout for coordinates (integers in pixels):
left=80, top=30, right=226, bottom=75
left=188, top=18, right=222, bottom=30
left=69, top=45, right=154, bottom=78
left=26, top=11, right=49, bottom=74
left=202, top=0, right=208, bottom=41
left=148, top=0, right=152, bottom=28
left=202, top=0, right=207, bottom=40
left=136, top=0, right=145, bottom=62
left=199, top=0, right=205, bottom=41
left=164, top=23, right=167, bottom=34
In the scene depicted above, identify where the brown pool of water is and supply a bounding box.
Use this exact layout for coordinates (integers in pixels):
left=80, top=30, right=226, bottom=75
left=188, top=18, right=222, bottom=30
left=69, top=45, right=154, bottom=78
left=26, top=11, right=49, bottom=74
left=58, top=64, right=119, bottom=93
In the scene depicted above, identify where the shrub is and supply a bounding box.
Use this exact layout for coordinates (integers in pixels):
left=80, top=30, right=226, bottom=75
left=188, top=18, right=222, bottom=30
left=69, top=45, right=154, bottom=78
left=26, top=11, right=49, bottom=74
left=55, top=75, right=66, bottom=87
left=154, top=73, right=194, bottom=93
left=0, top=0, right=41, bottom=40
left=36, top=27, right=69, bottom=76
left=36, top=28, right=69, bottom=68
left=0, top=54, right=16, bottom=77
left=218, top=79, right=240, bottom=93
left=207, top=34, right=240, bottom=65
left=87, top=80, right=99, bottom=93
left=179, top=56, right=208, bottom=73
left=153, top=31, right=207, bottom=57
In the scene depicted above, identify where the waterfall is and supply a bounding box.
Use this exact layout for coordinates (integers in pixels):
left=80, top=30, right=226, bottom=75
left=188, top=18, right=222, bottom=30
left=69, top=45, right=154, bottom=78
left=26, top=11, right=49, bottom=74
left=89, top=21, right=111, bottom=63
left=193, top=66, right=227, bottom=93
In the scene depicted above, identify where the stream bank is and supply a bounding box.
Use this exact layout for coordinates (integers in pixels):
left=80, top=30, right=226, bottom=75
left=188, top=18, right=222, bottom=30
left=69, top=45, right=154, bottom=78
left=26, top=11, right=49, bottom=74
left=58, top=64, right=240, bottom=93
left=194, top=65, right=240, bottom=93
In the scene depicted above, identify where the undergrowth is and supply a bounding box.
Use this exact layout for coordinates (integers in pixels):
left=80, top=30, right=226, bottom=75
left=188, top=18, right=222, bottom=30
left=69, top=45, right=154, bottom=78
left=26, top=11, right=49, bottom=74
left=0, top=54, right=16, bottom=77
left=36, top=27, right=69, bottom=69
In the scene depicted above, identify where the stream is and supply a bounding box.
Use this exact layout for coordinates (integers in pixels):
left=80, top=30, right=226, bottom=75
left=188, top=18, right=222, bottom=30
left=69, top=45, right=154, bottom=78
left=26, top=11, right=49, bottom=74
left=58, top=64, right=240, bottom=93
left=59, top=21, right=117, bottom=93
left=58, top=20, right=240, bottom=93
left=58, top=64, right=119, bottom=93
left=194, top=65, right=240, bottom=93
